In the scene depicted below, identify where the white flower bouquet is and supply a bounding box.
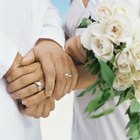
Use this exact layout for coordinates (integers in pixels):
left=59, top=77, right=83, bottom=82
left=78, top=0, right=140, bottom=139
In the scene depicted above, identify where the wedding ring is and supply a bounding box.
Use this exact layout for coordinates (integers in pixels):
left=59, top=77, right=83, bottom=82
left=65, top=73, right=72, bottom=78
left=34, top=81, right=42, bottom=92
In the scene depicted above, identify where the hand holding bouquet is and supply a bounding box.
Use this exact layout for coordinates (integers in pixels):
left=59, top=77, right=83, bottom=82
left=78, top=0, right=140, bottom=139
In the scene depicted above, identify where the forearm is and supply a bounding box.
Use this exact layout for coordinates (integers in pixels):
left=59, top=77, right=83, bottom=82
left=74, top=65, right=98, bottom=90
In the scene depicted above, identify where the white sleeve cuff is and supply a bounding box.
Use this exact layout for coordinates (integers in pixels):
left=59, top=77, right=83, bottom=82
left=0, top=32, right=18, bottom=79
left=40, top=26, right=65, bottom=48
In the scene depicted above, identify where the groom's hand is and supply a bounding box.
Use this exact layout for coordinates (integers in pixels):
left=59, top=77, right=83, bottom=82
left=22, top=39, right=78, bottom=100
left=19, top=98, right=55, bottom=118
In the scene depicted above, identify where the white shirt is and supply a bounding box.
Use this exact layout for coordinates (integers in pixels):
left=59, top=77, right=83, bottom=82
left=65, top=0, right=139, bottom=140
left=0, top=0, right=65, bottom=140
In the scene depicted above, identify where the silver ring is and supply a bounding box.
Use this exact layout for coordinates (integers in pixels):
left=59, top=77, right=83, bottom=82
left=34, top=82, right=42, bottom=92
left=65, top=73, right=72, bottom=78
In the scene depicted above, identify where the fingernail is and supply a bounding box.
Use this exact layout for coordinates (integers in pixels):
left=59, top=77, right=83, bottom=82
left=7, top=77, right=11, bottom=82
left=22, top=100, right=27, bottom=105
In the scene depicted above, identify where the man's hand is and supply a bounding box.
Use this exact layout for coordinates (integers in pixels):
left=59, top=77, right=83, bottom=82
left=64, top=36, right=87, bottom=64
left=19, top=98, right=55, bottom=118
left=22, top=39, right=78, bottom=100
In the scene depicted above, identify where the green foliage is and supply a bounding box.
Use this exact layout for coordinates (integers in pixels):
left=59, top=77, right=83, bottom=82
left=77, top=18, right=92, bottom=28
left=99, top=60, right=115, bottom=86
left=117, top=87, right=134, bottom=106
left=77, top=15, right=97, bottom=28
left=78, top=80, right=100, bottom=97
left=90, top=107, right=115, bottom=118
left=78, top=14, right=140, bottom=140
left=130, top=99, right=140, bottom=114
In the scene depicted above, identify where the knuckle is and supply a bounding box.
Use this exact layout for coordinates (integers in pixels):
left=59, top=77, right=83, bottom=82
left=45, top=67, right=55, bottom=76
left=22, top=66, right=28, bottom=74
left=12, top=92, right=21, bottom=99
left=27, top=86, right=35, bottom=94
left=19, top=77, right=27, bottom=85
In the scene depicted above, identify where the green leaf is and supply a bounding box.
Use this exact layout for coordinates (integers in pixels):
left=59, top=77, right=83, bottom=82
left=117, top=88, right=134, bottom=106
left=130, top=99, right=140, bottom=114
left=78, top=80, right=100, bottom=97
left=127, top=124, right=140, bottom=139
left=99, top=60, right=115, bottom=86
left=126, top=116, right=138, bottom=129
left=77, top=18, right=92, bottom=28
left=90, top=62, right=100, bottom=75
left=85, top=91, right=104, bottom=113
left=90, top=107, right=115, bottom=118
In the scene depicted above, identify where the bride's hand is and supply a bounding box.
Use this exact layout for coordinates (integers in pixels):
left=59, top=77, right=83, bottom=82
left=19, top=98, right=55, bottom=118
left=6, top=62, right=47, bottom=107
left=65, top=36, right=87, bottom=64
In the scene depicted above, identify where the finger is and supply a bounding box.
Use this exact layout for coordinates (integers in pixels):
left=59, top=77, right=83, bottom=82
left=59, top=60, right=72, bottom=100
left=65, top=37, right=86, bottom=64
left=73, top=43, right=86, bottom=64
left=42, top=99, right=52, bottom=118
left=7, top=64, right=43, bottom=93
left=6, top=63, right=40, bottom=83
left=35, top=100, right=45, bottom=118
left=51, top=60, right=66, bottom=100
left=11, top=79, right=44, bottom=100
left=50, top=99, right=55, bottom=111
left=76, top=36, right=86, bottom=58
left=42, top=56, right=56, bottom=96
left=68, top=64, right=78, bottom=92
left=21, top=49, right=36, bottom=66
left=22, top=90, right=47, bottom=107
left=20, top=105, right=37, bottom=117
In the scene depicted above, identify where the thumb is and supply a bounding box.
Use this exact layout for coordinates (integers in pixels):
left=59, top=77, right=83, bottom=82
left=21, top=49, right=36, bottom=66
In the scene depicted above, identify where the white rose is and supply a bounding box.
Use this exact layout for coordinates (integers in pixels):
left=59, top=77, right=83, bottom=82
left=132, top=69, right=140, bottom=81
left=132, top=19, right=140, bottom=42
left=81, top=22, right=106, bottom=50
left=96, top=0, right=136, bottom=19
left=115, top=52, right=131, bottom=73
left=113, top=2, right=136, bottom=19
left=96, top=4, right=113, bottom=19
left=101, top=16, right=133, bottom=45
left=134, top=81, right=140, bottom=103
left=113, top=71, right=133, bottom=91
left=90, top=35, right=113, bottom=62
left=129, top=43, right=140, bottom=70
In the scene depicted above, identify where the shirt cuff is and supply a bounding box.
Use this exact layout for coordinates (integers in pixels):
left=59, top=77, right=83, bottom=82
left=39, top=26, right=65, bottom=48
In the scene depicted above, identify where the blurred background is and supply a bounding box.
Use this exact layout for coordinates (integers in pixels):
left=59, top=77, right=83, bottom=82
left=41, top=1, right=74, bottom=140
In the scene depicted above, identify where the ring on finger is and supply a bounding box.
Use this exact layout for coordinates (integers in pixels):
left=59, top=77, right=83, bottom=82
left=65, top=73, right=72, bottom=78
left=34, top=81, right=42, bottom=92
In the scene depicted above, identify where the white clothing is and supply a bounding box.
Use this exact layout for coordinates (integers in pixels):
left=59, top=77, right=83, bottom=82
left=0, top=0, right=64, bottom=140
left=65, top=0, right=140, bottom=140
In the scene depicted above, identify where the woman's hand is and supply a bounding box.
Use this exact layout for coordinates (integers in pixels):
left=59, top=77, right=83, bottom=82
left=6, top=62, right=47, bottom=107
left=65, top=36, right=87, bottom=64
left=74, top=65, right=98, bottom=90
left=19, top=98, right=55, bottom=118
left=21, top=39, right=79, bottom=100
left=65, top=36, right=98, bottom=90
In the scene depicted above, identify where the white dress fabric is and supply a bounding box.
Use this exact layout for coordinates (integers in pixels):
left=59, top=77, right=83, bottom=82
left=65, top=0, right=140, bottom=140
left=0, top=0, right=64, bottom=140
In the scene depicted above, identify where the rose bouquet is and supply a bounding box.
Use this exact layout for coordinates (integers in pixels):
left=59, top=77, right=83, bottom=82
left=78, top=0, right=140, bottom=139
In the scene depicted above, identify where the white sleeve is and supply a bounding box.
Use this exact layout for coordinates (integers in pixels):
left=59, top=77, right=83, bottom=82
left=39, top=0, right=65, bottom=47
left=0, top=32, right=18, bottom=79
